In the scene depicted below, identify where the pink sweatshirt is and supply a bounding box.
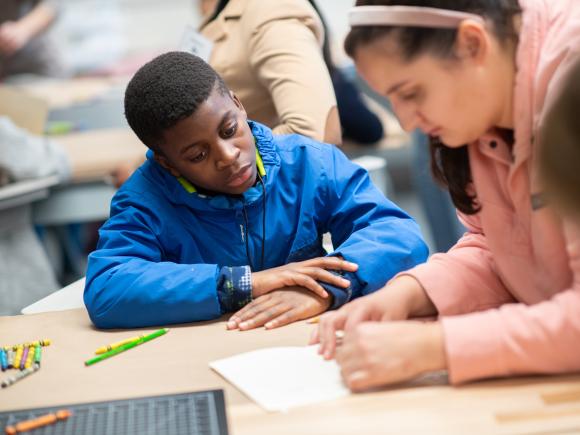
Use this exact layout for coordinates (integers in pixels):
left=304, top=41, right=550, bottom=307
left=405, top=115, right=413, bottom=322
left=405, top=0, right=580, bottom=384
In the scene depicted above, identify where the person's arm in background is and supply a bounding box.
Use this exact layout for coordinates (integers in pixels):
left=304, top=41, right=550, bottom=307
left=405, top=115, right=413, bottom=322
left=0, top=1, right=58, bottom=57
left=318, top=144, right=429, bottom=309
left=245, top=0, right=341, bottom=145
left=0, top=116, right=70, bottom=184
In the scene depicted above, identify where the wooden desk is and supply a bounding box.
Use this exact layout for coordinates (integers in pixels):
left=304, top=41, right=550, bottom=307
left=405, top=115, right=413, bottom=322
left=10, top=77, right=129, bottom=110
left=1, top=309, right=580, bottom=435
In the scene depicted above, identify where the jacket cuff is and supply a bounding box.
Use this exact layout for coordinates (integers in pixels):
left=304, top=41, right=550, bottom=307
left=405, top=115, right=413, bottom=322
left=320, top=271, right=362, bottom=310
left=216, top=266, right=252, bottom=313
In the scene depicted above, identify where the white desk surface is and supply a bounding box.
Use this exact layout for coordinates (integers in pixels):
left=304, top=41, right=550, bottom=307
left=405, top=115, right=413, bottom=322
left=21, top=277, right=85, bottom=315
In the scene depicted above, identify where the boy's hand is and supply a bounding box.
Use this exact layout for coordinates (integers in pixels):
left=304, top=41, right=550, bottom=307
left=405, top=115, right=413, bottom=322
left=251, top=257, right=358, bottom=299
left=227, top=287, right=332, bottom=330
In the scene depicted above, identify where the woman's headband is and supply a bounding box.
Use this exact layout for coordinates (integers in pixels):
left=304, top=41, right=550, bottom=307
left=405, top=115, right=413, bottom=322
left=349, top=6, right=485, bottom=29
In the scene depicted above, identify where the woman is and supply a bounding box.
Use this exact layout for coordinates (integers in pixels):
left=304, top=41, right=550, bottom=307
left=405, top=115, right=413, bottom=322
left=313, top=0, right=580, bottom=390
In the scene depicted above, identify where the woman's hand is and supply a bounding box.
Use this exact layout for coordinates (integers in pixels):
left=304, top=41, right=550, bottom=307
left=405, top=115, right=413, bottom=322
left=311, top=276, right=437, bottom=359
left=335, top=321, right=447, bottom=391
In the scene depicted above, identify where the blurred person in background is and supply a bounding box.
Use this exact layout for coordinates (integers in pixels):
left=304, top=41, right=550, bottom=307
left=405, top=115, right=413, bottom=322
left=197, top=0, right=342, bottom=145
left=0, top=0, right=65, bottom=80
left=198, top=0, right=384, bottom=145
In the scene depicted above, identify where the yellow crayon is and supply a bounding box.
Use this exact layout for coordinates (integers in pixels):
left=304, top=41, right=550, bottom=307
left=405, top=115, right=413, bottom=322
left=24, top=345, right=36, bottom=369
left=307, top=316, right=320, bottom=324
left=31, top=339, right=51, bottom=347
left=95, top=335, right=146, bottom=355
left=13, top=346, right=23, bottom=369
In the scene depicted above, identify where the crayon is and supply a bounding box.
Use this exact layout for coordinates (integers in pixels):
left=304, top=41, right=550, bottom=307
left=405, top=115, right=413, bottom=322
left=0, top=349, right=7, bottom=371
left=12, top=347, right=23, bottom=371
left=1, top=365, right=39, bottom=388
left=6, top=349, right=14, bottom=369
left=85, top=328, right=169, bottom=366
left=19, top=347, right=29, bottom=371
left=24, top=347, right=35, bottom=370
left=33, top=346, right=42, bottom=368
left=94, top=334, right=146, bottom=355
left=5, top=409, right=71, bottom=434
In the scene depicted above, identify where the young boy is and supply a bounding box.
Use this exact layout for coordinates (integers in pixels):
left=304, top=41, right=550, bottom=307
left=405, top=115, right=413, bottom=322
left=84, top=51, right=428, bottom=329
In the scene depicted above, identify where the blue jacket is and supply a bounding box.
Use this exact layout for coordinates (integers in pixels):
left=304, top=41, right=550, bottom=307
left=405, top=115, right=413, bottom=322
left=85, top=121, right=428, bottom=328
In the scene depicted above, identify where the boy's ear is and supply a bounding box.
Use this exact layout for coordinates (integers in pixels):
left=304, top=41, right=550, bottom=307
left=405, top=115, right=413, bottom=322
left=230, top=91, right=247, bottom=117
left=154, top=152, right=181, bottom=178
left=455, top=19, right=488, bottom=65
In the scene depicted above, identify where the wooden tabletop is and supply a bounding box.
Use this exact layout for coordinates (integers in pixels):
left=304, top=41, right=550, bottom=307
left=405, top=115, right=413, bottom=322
left=1, top=309, right=579, bottom=435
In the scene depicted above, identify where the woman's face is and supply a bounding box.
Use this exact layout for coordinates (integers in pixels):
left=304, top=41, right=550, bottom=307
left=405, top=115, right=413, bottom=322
left=353, top=26, right=513, bottom=147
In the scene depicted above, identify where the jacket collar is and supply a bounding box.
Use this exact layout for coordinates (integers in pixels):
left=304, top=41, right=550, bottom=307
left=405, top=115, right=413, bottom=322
left=146, top=120, right=280, bottom=211
left=199, top=0, right=246, bottom=40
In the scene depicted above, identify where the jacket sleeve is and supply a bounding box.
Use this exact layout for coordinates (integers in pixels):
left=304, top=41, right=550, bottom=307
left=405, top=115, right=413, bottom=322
left=320, top=146, right=429, bottom=308
left=402, top=212, right=517, bottom=316
left=437, top=222, right=580, bottom=384
left=245, top=0, right=339, bottom=143
left=84, top=191, right=250, bottom=329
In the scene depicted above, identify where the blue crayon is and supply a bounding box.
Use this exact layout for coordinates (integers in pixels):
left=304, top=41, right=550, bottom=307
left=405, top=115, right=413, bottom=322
left=0, top=349, right=7, bottom=371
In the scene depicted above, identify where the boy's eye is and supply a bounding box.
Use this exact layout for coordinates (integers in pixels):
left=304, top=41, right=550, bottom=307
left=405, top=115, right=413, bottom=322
left=399, top=92, right=417, bottom=101
left=189, top=150, right=207, bottom=163
left=222, top=123, right=238, bottom=138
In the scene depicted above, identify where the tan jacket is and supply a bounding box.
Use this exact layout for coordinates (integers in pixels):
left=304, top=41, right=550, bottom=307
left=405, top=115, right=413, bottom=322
left=200, top=0, right=341, bottom=144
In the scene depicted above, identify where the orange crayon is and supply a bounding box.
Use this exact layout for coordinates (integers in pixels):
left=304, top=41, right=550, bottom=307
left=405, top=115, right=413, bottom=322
left=5, top=409, right=71, bottom=434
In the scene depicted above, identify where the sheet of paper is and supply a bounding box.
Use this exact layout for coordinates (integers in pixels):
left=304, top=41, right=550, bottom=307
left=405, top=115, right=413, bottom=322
left=210, top=345, right=350, bottom=412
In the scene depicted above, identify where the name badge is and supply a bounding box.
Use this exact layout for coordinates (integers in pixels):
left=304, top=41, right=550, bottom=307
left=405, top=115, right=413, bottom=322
left=179, top=25, right=214, bottom=62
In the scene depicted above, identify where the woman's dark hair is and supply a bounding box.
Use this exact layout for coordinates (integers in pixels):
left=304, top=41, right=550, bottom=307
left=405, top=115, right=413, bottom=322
left=345, top=0, right=522, bottom=214
left=205, top=0, right=228, bottom=23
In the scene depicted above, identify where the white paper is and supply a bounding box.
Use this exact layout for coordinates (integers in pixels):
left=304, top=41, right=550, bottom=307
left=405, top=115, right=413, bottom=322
left=210, top=345, right=350, bottom=412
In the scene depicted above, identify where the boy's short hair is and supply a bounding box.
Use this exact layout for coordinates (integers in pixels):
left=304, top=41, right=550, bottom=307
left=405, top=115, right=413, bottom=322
left=124, top=51, right=229, bottom=151
left=540, top=59, right=580, bottom=215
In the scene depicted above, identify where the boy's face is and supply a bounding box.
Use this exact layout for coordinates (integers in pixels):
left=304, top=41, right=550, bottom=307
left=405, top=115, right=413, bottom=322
left=155, top=87, right=257, bottom=195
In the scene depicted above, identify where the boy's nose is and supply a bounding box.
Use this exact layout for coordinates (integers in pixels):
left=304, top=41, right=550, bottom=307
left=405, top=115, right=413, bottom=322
left=215, top=141, right=240, bottom=170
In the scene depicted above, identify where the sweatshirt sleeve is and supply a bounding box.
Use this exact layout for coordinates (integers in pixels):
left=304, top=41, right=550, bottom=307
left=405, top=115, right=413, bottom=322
left=320, top=146, right=429, bottom=308
left=410, top=220, right=580, bottom=384
left=84, top=191, right=250, bottom=329
left=403, top=212, right=517, bottom=315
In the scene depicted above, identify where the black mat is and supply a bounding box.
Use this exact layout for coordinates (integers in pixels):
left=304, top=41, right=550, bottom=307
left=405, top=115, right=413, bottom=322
left=0, top=389, right=229, bottom=435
